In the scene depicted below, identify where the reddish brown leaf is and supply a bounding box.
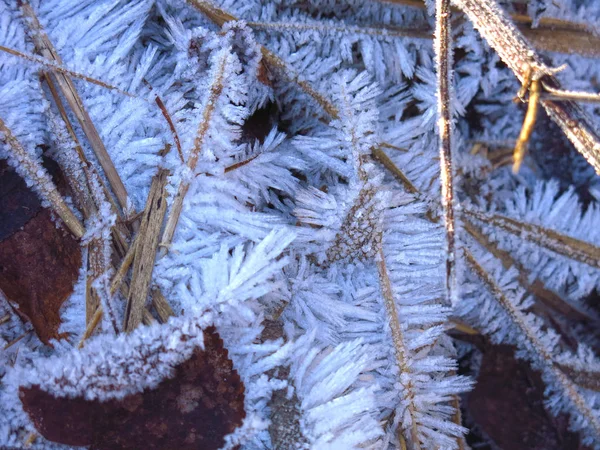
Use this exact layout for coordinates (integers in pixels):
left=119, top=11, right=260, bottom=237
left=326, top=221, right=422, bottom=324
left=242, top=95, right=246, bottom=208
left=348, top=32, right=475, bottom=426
left=20, top=327, right=246, bottom=450
left=0, top=159, right=82, bottom=345
left=466, top=345, right=586, bottom=450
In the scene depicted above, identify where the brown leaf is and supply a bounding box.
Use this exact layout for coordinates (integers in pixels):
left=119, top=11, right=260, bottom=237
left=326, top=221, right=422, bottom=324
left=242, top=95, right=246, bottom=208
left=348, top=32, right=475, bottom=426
left=0, top=159, right=82, bottom=345
left=20, top=327, right=246, bottom=450
left=466, top=345, right=586, bottom=450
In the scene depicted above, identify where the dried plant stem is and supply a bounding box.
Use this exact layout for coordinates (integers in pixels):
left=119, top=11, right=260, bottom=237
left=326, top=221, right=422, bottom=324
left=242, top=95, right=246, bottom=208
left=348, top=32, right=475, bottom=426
left=513, top=78, right=540, bottom=173
left=0, top=315, right=10, bottom=325
left=123, top=165, right=169, bottom=331
left=143, top=80, right=184, bottom=163
left=463, top=219, right=593, bottom=322
left=0, top=117, right=85, bottom=238
left=450, top=0, right=600, bottom=174
left=160, top=54, right=227, bottom=252
left=435, top=0, right=457, bottom=304
left=110, top=237, right=138, bottom=297
left=0, top=45, right=133, bottom=96
left=151, top=289, right=175, bottom=323
left=372, top=147, right=418, bottom=194
left=78, top=307, right=103, bottom=349
left=463, top=248, right=600, bottom=440
left=542, top=84, right=600, bottom=103
left=247, top=21, right=431, bottom=40
left=21, top=2, right=131, bottom=210
left=465, top=208, right=600, bottom=269
left=377, top=247, right=421, bottom=450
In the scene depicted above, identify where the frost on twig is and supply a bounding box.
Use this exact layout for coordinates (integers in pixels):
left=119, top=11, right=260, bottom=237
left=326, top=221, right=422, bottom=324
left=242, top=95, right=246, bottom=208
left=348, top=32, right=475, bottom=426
left=435, top=0, right=457, bottom=304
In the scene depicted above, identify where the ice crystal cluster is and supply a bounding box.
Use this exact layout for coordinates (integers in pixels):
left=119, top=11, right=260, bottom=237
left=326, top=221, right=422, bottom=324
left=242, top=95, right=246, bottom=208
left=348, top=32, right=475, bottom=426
left=1, top=0, right=600, bottom=449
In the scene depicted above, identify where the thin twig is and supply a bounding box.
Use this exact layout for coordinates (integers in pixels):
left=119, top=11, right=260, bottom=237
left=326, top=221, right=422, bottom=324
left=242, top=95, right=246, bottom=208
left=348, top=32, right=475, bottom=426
left=143, top=79, right=184, bottom=163
left=435, top=0, right=457, bottom=304
left=513, top=78, right=541, bottom=173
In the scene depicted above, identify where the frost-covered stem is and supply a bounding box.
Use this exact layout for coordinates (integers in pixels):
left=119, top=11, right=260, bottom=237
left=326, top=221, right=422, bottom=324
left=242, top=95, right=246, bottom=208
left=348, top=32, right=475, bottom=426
left=187, top=0, right=340, bottom=119
left=435, top=0, right=457, bottom=304
left=247, top=21, right=431, bottom=40
left=0, top=117, right=85, bottom=238
left=463, top=248, right=600, bottom=440
left=513, top=78, right=540, bottom=173
left=463, top=219, right=592, bottom=322
left=20, top=2, right=132, bottom=210
left=464, top=208, right=600, bottom=269
left=124, top=163, right=169, bottom=331
left=372, top=147, right=418, bottom=194
left=160, top=54, right=227, bottom=252
left=377, top=247, right=421, bottom=450
left=0, top=44, right=133, bottom=97
left=450, top=0, right=600, bottom=174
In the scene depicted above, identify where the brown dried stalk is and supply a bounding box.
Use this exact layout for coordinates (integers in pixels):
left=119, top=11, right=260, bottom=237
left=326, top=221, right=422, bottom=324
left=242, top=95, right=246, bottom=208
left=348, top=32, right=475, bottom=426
left=435, top=0, right=457, bottom=304
left=123, top=160, right=170, bottom=331
left=464, top=208, right=600, bottom=269
left=0, top=45, right=134, bottom=97
left=0, top=117, right=85, bottom=239
left=450, top=0, right=600, bottom=174
left=20, top=2, right=131, bottom=210
left=372, top=146, right=418, bottom=194
left=143, top=79, right=184, bottom=163
left=463, top=247, right=600, bottom=439
left=160, top=52, right=228, bottom=252
left=377, top=247, right=421, bottom=450
left=513, top=78, right=541, bottom=173
left=463, top=218, right=593, bottom=322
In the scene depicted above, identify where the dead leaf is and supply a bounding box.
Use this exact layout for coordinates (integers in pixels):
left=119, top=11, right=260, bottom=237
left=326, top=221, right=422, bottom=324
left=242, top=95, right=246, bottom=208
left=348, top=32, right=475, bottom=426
left=20, top=327, right=246, bottom=450
left=0, top=159, right=82, bottom=345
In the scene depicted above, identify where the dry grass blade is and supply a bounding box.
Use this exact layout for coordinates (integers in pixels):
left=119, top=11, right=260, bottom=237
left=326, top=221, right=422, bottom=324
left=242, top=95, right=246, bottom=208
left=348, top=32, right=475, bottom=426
left=0, top=45, right=134, bottom=97
left=450, top=0, right=600, bottom=174
left=377, top=247, right=421, bottom=450
left=0, top=117, right=85, bottom=239
left=435, top=0, right=457, bottom=303
left=151, top=288, right=175, bottom=323
left=463, top=218, right=594, bottom=322
left=110, top=236, right=138, bottom=297
left=463, top=247, right=600, bottom=440
left=20, top=2, right=131, bottom=210
left=123, top=162, right=169, bottom=331
left=160, top=53, right=228, bottom=253
left=513, top=78, right=541, bottom=173
left=372, top=146, right=418, bottom=194
left=465, top=208, right=600, bottom=269
left=542, top=84, right=600, bottom=103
